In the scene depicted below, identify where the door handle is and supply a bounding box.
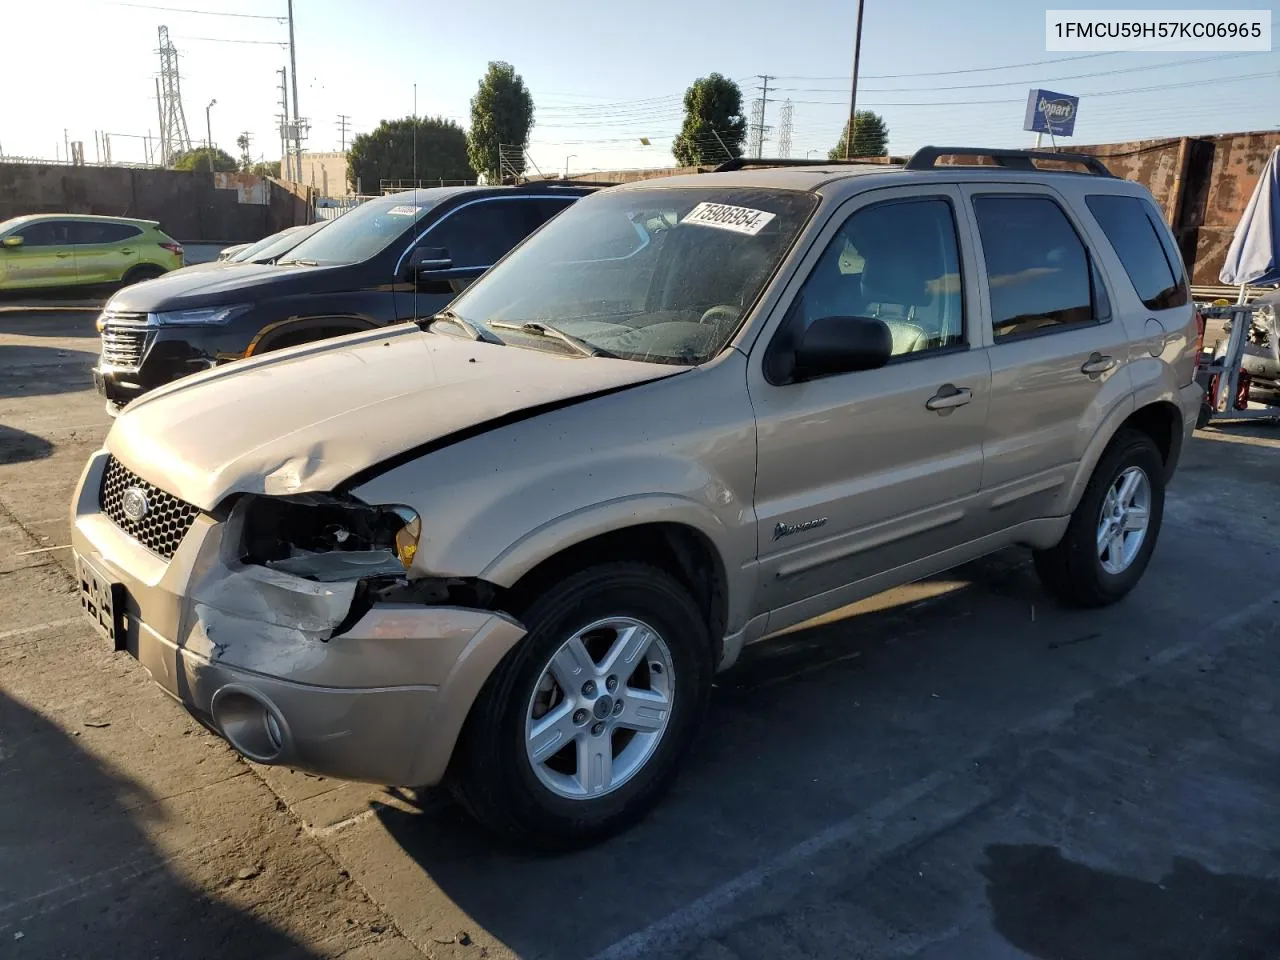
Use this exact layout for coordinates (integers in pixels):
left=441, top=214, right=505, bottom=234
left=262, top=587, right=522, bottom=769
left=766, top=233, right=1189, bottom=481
left=120, top=248, right=134, bottom=255
left=926, top=384, right=972, bottom=412
left=55, top=251, right=71, bottom=258
left=1081, top=353, right=1117, bottom=376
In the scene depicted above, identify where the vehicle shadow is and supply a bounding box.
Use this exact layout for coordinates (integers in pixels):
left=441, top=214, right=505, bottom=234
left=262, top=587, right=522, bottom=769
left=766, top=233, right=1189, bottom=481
left=0, top=344, right=96, bottom=398
left=369, top=552, right=1046, bottom=958
left=0, top=308, right=100, bottom=339
left=0, top=425, right=54, bottom=465
left=981, top=843, right=1280, bottom=959
left=0, top=689, right=320, bottom=958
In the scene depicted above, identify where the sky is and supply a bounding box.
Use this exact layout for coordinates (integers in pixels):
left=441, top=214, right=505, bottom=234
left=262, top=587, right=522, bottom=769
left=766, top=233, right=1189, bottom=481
left=2, top=0, right=1277, bottom=183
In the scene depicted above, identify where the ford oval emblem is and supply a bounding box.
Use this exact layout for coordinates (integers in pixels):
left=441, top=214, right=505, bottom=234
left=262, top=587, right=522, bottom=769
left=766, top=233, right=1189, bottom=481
left=121, top=487, right=150, bottom=522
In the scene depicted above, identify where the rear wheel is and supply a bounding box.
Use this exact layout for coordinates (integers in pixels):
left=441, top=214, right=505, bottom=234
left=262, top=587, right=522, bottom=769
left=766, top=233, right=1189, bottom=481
left=1033, top=428, right=1165, bottom=607
left=449, top=562, right=713, bottom=849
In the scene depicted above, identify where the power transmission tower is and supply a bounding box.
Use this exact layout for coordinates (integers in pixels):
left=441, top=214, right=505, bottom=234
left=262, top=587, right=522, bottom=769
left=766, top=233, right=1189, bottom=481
left=751, top=75, right=774, bottom=158
left=748, top=100, right=764, bottom=159
left=777, top=99, right=794, bottom=159
left=156, top=26, right=193, bottom=166
left=336, top=114, right=351, bottom=152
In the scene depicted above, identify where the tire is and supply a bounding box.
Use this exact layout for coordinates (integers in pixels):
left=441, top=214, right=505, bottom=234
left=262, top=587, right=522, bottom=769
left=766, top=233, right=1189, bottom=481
left=1195, top=400, right=1213, bottom=430
left=1033, top=428, right=1165, bottom=608
left=448, top=561, right=713, bottom=850
left=121, top=264, right=166, bottom=286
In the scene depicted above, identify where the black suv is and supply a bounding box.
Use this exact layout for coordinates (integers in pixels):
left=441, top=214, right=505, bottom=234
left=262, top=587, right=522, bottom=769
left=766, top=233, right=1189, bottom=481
left=93, top=183, right=594, bottom=412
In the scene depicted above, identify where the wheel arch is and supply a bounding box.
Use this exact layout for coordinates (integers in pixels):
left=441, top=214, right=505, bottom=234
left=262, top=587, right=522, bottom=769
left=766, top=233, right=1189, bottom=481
left=493, top=514, right=732, bottom=667
left=1065, top=396, right=1182, bottom=513
left=245, top=314, right=380, bottom=357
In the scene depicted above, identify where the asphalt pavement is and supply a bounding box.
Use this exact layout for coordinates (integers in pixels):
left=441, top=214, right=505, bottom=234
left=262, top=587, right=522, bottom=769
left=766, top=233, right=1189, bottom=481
left=1, top=307, right=1278, bottom=960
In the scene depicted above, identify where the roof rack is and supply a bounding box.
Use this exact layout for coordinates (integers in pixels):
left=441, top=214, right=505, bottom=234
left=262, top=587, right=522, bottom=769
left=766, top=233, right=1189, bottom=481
left=713, top=156, right=899, bottom=172
left=904, top=146, right=1114, bottom=177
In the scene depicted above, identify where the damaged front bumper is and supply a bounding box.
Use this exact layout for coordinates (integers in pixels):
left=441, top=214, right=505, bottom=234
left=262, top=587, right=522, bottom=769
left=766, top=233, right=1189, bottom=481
left=69, top=450, right=526, bottom=786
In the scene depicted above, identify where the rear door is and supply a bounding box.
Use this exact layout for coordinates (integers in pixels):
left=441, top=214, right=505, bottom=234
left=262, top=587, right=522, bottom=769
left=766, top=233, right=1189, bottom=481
left=961, top=185, right=1131, bottom=527
left=395, top=195, right=575, bottom=319
left=749, top=185, right=992, bottom=625
left=69, top=221, right=141, bottom=284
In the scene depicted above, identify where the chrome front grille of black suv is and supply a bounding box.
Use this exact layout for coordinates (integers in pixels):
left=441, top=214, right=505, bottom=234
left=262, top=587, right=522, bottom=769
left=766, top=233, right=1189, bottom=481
left=99, top=311, right=150, bottom=369
left=99, top=455, right=200, bottom=560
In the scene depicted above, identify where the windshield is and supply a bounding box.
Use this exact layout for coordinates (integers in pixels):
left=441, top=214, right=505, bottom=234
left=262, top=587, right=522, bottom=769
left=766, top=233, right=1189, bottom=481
left=446, top=187, right=816, bottom=365
left=229, top=227, right=301, bottom=263
left=279, top=191, right=448, bottom=266
left=240, top=221, right=326, bottom=263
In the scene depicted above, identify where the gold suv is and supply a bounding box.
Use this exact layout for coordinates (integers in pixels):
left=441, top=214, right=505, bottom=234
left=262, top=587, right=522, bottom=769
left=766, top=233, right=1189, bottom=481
left=70, top=148, right=1203, bottom=848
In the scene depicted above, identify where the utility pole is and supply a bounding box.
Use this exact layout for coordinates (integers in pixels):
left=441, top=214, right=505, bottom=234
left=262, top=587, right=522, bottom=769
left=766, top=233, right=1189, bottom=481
left=277, top=67, right=289, bottom=180
left=287, top=0, right=301, bottom=181
left=844, top=0, right=866, bottom=160
left=754, top=75, right=774, bottom=159
left=336, top=114, right=350, bottom=152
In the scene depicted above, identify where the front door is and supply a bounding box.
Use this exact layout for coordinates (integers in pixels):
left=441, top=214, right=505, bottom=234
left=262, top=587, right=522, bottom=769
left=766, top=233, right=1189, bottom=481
left=1, top=220, right=74, bottom=288
left=960, top=186, right=1132, bottom=527
left=748, top=186, right=991, bottom=626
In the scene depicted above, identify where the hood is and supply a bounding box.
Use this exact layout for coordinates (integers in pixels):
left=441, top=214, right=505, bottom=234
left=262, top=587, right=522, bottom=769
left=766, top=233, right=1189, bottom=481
left=106, top=261, right=349, bottom=312
left=107, top=325, right=681, bottom=510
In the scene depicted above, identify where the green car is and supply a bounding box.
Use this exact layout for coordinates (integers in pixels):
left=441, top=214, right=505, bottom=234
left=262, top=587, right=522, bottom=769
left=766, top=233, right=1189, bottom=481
left=0, top=214, right=183, bottom=292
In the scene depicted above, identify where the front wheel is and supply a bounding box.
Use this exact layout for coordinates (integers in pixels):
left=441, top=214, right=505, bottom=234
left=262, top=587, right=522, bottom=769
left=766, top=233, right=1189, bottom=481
left=121, top=263, right=167, bottom=286
left=448, top=562, right=713, bottom=849
left=1033, top=428, right=1165, bottom=608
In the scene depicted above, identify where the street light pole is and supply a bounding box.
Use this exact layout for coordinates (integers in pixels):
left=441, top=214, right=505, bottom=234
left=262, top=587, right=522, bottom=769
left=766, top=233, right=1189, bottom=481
left=565, top=154, right=576, bottom=178
left=206, top=98, right=217, bottom=169
left=806, top=149, right=818, bottom=158
left=844, top=0, right=866, bottom=161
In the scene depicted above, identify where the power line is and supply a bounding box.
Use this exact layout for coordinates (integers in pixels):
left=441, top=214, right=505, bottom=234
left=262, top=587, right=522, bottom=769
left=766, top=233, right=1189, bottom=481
left=771, top=52, right=1265, bottom=95
left=108, top=1, right=284, bottom=18
left=175, top=35, right=287, bottom=45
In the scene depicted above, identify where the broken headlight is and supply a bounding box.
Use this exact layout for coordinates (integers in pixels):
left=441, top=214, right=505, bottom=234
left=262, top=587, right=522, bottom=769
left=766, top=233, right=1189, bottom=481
left=234, top=494, right=422, bottom=582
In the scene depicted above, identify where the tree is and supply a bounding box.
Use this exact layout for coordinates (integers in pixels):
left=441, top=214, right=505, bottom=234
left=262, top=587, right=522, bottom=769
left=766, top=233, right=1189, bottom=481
left=236, top=133, right=252, bottom=170
left=346, top=116, right=475, bottom=192
left=468, top=61, right=535, bottom=182
left=171, top=147, right=238, bottom=172
left=829, top=111, right=889, bottom=160
left=673, top=73, right=747, bottom=167
left=250, top=160, right=281, bottom=178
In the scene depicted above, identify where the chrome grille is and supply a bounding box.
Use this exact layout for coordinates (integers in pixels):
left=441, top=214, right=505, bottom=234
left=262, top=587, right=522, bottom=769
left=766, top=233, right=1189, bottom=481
left=99, top=456, right=199, bottom=560
left=99, top=311, right=150, bottom=369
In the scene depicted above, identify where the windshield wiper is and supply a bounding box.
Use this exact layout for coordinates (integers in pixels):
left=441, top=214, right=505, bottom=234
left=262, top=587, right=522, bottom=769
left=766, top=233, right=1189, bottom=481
left=278, top=258, right=320, bottom=266
left=488, top=320, right=616, bottom=358
left=423, top=309, right=502, bottom=344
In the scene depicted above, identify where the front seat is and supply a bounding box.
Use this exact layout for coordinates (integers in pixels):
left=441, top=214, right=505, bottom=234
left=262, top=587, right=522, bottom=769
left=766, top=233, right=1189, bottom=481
left=857, top=244, right=931, bottom=355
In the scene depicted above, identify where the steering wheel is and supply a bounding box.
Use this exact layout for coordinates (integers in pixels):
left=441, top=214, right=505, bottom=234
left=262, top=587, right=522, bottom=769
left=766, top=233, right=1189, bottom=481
left=699, top=304, right=741, bottom=326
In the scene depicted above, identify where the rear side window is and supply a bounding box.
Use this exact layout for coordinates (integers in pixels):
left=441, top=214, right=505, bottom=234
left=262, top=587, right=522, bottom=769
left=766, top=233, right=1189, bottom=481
left=973, top=196, right=1095, bottom=341
left=67, top=222, right=143, bottom=245
left=1085, top=194, right=1188, bottom=310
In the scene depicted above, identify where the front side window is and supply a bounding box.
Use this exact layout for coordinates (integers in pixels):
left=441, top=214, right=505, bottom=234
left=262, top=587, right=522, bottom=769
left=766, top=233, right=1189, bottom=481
left=792, top=197, right=965, bottom=359
left=1086, top=193, right=1188, bottom=310
left=973, top=195, right=1096, bottom=341
left=424, top=199, right=541, bottom=268
left=445, top=187, right=817, bottom=365
left=15, top=221, right=70, bottom=247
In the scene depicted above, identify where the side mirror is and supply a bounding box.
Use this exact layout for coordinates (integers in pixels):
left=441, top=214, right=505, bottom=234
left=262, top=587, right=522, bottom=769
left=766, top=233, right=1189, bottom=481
left=407, top=245, right=452, bottom=279
left=2, top=236, right=23, bottom=249
left=793, top=315, right=892, bottom=381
